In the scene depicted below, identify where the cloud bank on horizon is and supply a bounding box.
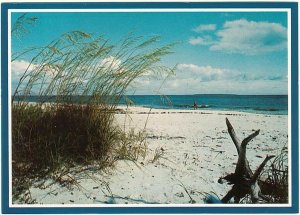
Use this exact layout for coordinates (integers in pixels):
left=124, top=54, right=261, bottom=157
left=11, top=12, right=288, bottom=95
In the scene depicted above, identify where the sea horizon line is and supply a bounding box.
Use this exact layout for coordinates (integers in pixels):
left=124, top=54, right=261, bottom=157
left=12, top=94, right=288, bottom=97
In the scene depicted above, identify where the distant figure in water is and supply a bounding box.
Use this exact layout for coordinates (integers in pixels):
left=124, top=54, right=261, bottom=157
left=193, top=101, right=198, bottom=110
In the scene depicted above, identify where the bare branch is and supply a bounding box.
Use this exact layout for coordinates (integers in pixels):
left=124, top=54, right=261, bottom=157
left=233, top=129, right=260, bottom=177
left=252, top=155, right=275, bottom=182
left=226, top=118, right=241, bottom=154
left=250, top=181, right=260, bottom=203
left=226, top=118, right=254, bottom=178
left=220, top=119, right=273, bottom=203
left=221, top=187, right=236, bottom=203
left=241, top=130, right=260, bottom=147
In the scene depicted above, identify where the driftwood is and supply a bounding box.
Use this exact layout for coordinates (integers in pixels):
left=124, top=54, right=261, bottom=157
left=218, top=118, right=275, bottom=203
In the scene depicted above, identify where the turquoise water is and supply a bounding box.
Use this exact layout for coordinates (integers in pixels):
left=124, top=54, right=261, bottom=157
left=119, top=95, right=288, bottom=115
left=15, top=94, right=288, bottom=115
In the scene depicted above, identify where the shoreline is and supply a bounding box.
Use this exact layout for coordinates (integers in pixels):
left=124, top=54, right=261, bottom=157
left=12, top=101, right=288, bottom=116
left=116, top=105, right=288, bottom=116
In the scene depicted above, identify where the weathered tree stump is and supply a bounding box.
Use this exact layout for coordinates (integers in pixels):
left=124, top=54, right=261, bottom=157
left=219, top=118, right=275, bottom=203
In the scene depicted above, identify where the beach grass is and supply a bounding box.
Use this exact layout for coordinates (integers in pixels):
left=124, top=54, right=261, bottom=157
left=11, top=26, right=175, bottom=200
left=260, top=146, right=289, bottom=203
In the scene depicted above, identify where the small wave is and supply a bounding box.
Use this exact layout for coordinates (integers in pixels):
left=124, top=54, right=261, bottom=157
left=198, top=104, right=209, bottom=108
left=174, top=104, right=192, bottom=109
left=253, top=107, right=280, bottom=112
left=173, top=104, right=210, bottom=109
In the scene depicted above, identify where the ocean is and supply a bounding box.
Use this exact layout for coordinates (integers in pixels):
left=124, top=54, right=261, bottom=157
left=14, top=94, right=288, bottom=115
left=119, top=94, right=288, bottom=115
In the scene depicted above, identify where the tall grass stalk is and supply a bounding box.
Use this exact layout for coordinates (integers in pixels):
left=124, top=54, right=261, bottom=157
left=12, top=29, right=175, bottom=200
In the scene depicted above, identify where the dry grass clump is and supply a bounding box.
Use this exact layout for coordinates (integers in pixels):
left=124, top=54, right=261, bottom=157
left=12, top=104, right=118, bottom=172
left=259, top=146, right=289, bottom=203
left=238, top=146, right=289, bottom=204
left=114, top=128, right=147, bottom=161
left=11, top=17, right=175, bottom=201
left=12, top=103, right=120, bottom=199
left=151, top=147, right=166, bottom=163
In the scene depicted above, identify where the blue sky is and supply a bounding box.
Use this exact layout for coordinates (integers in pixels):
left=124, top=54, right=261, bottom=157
left=11, top=11, right=288, bottom=95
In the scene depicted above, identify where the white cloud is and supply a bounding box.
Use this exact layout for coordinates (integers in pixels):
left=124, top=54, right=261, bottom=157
left=93, top=61, right=287, bottom=95
left=11, top=60, right=62, bottom=94
left=193, top=24, right=216, bottom=32
left=175, top=63, right=286, bottom=94
left=188, top=36, right=214, bottom=46
left=160, top=76, right=287, bottom=95
left=177, top=63, right=234, bottom=81
left=12, top=56, right=123, bottom=81
left=190, top=19, right=287, bottom=55
left=11, top=60, right=62, bottom=79
left=11, top=57, right=123, bottom=88
left=177, top=63, right=286, bottom=82
left=11, top=60, right=37, bottom=78
left=211, top=19, right=287, bottom=54
left=100, top=56, right=122, bottom=70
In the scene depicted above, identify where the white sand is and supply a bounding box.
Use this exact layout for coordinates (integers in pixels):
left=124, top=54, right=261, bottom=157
left=15, top=106, right=288, bottom=205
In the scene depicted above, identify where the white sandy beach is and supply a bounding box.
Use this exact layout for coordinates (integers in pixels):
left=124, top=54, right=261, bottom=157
left=15, top=106, right=288, bottom=205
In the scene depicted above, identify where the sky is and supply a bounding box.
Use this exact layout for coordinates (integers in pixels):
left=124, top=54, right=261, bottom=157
left=11, top=11, right=288, bottom=95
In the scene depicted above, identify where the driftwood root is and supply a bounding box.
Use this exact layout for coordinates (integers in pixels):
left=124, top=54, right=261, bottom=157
left=220, top=118, right=275, bottom=203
